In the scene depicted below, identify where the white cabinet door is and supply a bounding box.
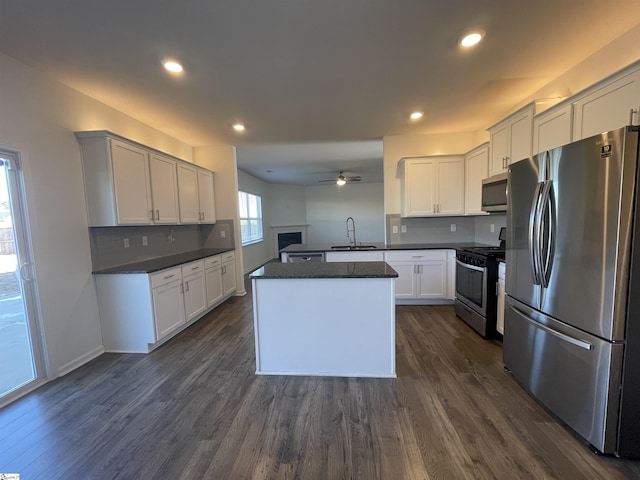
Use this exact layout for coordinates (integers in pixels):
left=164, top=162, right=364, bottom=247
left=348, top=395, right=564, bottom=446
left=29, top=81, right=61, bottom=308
left=386, top=262, right=416, bottom=298
left=464, top=144, right=489, bottom=215
left=149, top=153, right=180, bottom=224
left=222, top=253, right=237, bottom=297
left=489, top=104, right=534, bottom=174
left=197, top=168, right=216, bottom=223
left=533, top=104, right=572, bottom=154
left=110, top=139, right=152, bottom=224
left=182, top=260, right=207, bottom=321
left=325, top=251, right=384, bottom=262
left=509, top=108, right=534, bottom=164
left=436, top=157, right=464, bottom=215
left=205, top=264, right=224, bottom=308
left=572, top=67, right=640, bottom=140
left=152, top=279, right=185, bottom=340
left=416, top=261, right=447, bottom=299
left=489, top=123, right=509, bottom=176
left=404, top=159, right=436, bottom=216
left=177, top=163, right=200, bottom=223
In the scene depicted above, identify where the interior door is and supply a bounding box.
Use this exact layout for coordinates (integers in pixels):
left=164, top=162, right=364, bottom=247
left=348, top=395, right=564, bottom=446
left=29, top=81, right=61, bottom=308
left=0, top=151, right=43, bottom=404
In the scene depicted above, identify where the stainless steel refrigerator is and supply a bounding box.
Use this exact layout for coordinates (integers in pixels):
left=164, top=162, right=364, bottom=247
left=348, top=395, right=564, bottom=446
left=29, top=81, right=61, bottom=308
left=504, top=125, right=640, bottom=457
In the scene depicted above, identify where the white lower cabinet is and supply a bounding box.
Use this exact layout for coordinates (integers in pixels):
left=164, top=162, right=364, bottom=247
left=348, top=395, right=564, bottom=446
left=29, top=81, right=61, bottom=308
left=152, top=268, right=186, bottom=340
left=384, top=249, right=455, bottom=304
left=181, top=260, right=207, bottom=321
left=205, top=255, right=224, bottom=308
left=96, top=251, right=235, bottom=353
left=221, top=251, right=237, bottom=298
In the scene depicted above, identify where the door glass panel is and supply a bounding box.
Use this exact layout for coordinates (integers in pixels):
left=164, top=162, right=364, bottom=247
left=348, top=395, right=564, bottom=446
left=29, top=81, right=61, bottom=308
left=0, top=154, right=37, bottom=399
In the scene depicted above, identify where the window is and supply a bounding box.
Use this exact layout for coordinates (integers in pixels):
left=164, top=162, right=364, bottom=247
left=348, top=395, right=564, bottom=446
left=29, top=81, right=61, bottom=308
left=238, top=191, right=263, bottom=245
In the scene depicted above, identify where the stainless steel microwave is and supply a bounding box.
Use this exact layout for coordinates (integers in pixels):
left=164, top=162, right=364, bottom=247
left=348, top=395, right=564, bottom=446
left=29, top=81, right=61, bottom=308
left=481, top=172, right=508, bottom=212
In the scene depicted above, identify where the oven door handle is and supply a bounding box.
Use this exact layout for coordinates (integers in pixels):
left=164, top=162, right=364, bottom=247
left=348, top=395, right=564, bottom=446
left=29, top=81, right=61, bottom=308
left=456, top=259, right=486, bottom=273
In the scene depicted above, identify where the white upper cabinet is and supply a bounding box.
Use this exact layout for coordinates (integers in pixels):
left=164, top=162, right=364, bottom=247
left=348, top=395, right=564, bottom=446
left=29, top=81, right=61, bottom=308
left=572, top=65, right=640, bottom=141
left=197, top=168, right=216, bottom=223
left=401, top=156, right=464, bottom=217
left=177, top=163, right=200, bottom=223
left=488, top=104, right=534, bottom=175
left=464, top=143, right=489, bottom=215
left=149, top=153, right=180, bottom=224
left=178, top=163, right=217, bottom=224
left=76, top=131, right=216, bottom=227
left=533, top=104, right=573, bottom=154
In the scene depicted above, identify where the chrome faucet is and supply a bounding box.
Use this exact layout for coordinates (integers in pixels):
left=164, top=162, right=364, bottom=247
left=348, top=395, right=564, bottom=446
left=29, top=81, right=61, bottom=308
left=346, top=216, right=356, bottom=247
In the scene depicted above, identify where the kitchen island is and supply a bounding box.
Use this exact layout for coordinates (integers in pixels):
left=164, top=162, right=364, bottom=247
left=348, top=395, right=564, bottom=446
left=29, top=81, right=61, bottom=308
left=250, top=261, right=398, bottom=378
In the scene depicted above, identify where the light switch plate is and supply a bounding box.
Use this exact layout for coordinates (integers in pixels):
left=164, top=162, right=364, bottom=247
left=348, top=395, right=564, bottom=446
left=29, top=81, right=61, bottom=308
left=392, top=225, right=398, bottom=234
left=401, top=225, right=407, bottom=233
left=451, top=224, right=456, bottom=232
left=142, top=236, right=148, bottom=246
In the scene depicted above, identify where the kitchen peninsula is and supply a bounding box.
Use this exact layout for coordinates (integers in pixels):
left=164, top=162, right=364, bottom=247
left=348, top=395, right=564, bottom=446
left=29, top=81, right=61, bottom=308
left=250, top=261, right=398, bottom=378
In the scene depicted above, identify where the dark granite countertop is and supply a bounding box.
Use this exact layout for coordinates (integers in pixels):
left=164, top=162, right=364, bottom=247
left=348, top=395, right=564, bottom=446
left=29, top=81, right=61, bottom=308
left=250, top=261, right=399, bottom=279
left=281, top=242, right=494, bottom=254
left=93, top=248, right=234, bottom=274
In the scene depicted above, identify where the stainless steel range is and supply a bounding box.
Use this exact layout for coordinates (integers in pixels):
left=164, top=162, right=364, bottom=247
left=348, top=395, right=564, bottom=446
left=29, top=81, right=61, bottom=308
left=454, top=228, right=505, bottom=338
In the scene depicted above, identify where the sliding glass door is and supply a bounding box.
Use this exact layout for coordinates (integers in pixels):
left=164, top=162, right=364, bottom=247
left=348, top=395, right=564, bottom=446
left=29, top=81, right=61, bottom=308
left=0, top=150, right=42, bottom=403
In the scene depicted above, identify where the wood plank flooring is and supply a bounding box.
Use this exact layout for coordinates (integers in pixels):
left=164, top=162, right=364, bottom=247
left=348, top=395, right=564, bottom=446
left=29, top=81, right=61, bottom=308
left=2, top=288, right=640, bottom=479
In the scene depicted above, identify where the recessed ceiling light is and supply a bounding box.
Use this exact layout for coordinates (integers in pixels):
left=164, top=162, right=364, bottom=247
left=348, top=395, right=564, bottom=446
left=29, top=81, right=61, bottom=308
left=410, top=111, right=424, bottom=120
left=162, top=60, right=183, bottom=73
left=460, top=31, right=485, bottom=48
left=233, top=123, right=245, bottom=132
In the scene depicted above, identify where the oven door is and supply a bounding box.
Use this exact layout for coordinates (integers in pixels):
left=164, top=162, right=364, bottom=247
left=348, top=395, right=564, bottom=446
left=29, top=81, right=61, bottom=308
left=455, top=259, right=487, bottom=317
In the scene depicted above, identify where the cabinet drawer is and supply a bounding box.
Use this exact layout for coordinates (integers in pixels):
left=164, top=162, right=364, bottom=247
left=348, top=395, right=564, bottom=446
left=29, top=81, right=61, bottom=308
left=204, top=255, right=222, bottom=269
left=150, top=266, right=182, bottom=288
left=385, top=250, right=448, bottom=262
left=181, top=259, right=205, bottom=276
left=221, top=251, right=235, bottom=264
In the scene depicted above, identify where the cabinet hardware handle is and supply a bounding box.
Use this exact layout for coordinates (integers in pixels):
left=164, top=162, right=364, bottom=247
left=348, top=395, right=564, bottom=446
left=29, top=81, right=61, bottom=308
left=163, top=274, right=175, bottom=279
left=192, top=266, right=199, bottom=270
left=185, top=281, right=189, bottom=292
left=155, top=209, right=160, bottom=221
left=149, top=210, right=154, bottom=220
left=631, top=108, right=639, bottom=125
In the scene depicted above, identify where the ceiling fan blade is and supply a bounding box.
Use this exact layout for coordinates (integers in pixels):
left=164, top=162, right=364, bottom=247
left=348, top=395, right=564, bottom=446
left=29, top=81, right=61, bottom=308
left=317, top=179, right=337, bottom=182
left=345, top=176, right=362, bottom=181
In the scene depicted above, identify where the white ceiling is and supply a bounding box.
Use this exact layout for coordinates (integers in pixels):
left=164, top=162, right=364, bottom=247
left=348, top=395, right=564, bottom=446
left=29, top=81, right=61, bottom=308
left=2, top=1, right=640, bottom=185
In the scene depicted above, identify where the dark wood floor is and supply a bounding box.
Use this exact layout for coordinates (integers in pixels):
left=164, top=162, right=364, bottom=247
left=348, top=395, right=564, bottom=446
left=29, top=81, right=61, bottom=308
left=2, top=288, right=640, bottom=480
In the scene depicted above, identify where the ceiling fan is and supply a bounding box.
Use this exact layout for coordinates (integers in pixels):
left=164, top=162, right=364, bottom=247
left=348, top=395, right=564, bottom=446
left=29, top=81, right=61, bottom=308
left=318, top=171, right=362, bottom=185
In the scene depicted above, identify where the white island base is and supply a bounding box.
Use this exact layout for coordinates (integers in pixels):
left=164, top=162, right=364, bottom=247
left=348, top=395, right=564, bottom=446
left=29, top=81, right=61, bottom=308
left=252, top=274, right=396, bottom=378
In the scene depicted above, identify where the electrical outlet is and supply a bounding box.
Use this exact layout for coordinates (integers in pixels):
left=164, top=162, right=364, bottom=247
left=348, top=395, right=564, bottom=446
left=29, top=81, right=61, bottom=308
left=142, top=236, right=148, bottom=246
left=491, top=224, right=495, bottom=233
left=401, top=225, right=407, bottom=233
left=220, top=230, right=226, bottom=239
left=392, top=225, right=398, bottom=234
left=451, top=224, right=456, bottom=232
left=123, top=238, right=129, bottom=248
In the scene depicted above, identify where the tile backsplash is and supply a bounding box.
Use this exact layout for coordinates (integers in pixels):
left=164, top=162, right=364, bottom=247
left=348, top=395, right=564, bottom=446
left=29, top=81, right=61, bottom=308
left=90, top=219, right=235, bottom=270
left=386, top=214, right=506, bottom=245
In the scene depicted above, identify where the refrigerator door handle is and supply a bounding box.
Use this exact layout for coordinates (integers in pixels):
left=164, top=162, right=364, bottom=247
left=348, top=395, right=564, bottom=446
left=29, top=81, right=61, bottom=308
left=511, top=305, right=594, bottom=350
left=529, top=182, right=544, bottom=285
left=539, top=180, right=556, bottom=288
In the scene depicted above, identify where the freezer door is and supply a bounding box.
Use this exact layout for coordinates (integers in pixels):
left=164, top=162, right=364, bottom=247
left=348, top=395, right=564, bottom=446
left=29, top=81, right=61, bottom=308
left=506, top=156, right=541, bottom=309
left=504, top=296, right=623, bottom=454
left=539, top=128, right=638, bottom=341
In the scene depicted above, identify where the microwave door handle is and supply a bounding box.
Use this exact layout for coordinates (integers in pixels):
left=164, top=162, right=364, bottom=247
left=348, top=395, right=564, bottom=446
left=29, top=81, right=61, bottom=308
left=529, top=182, right=544, bottom=285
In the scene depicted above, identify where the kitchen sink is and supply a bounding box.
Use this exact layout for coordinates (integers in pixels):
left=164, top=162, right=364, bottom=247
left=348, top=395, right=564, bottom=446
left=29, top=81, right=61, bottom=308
left=330, top=245, right=378, bottom=250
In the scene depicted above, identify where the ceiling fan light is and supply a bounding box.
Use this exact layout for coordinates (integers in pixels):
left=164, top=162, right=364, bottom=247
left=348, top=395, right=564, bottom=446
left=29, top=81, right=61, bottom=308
left=336, top=178, right=346, bottom=186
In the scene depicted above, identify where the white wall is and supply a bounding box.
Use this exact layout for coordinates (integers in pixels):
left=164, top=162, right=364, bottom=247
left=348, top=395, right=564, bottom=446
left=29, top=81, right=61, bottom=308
left=194, top=145, right=246, bottom=294
left=305, top=183, right=384, bottom=244
left=268, top=184, right=307, bottom=227
left=0, top=52, right=195, bottom=377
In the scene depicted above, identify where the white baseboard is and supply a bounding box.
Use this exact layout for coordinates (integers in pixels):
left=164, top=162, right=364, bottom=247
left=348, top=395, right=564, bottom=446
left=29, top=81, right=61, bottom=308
left=255, top=370, right=397, bottom=378
left=56, top=345, right=105, bottom=377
